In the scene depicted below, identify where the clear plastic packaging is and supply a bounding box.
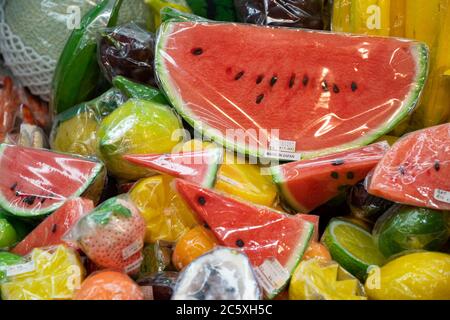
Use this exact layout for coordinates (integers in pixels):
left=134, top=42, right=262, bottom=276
left=171, top=247, right=262, bottom=300
left=368, top=123, right=450, bottom=210
left=155, top=19, right=428, bottom=160
left=139, top=241, right=175, bottom=277
left=65, top=196, right=146, bottom=275
left=98, top=23, right=157, bottom=86
left=234, top=0, right=327, bottom=30
left=0, top=245, right=85, bottom=300
left=137, top=271, right=179, bottom=300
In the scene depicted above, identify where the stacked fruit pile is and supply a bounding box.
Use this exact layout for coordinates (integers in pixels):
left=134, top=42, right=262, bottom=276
left=0, top=0, right=448, bottom=300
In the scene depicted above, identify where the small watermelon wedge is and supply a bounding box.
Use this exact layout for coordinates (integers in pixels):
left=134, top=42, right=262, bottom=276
left=11, top=198, right=94, bottom=255
left=0, top=144, right=105, bottom=217
left=156, top=21, right=428, bottom=159
left=175, top=179, right=314, bottom=298
left=272, top=142, right=389, bottom=213
left=368, top=124, right=450, bottom=210
left=123, top=148, right=223, bottom=188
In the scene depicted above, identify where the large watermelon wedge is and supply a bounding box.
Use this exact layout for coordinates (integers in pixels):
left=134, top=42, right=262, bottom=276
left=11, top=198, right=94, bottom=255
left=155, top=21, right=428, bottom=159
left=123, top=148, right=223, bottom=188
left=272, top=142, right=389, bottom=213
left=0, top=144, right=105, bottom=217
left=175, top=179, right=314, bottom=298
left=368, top=124, right=450, bottom=210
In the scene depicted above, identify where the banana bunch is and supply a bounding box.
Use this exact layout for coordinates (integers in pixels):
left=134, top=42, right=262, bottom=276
left=332, top=0, right=450, bottom=134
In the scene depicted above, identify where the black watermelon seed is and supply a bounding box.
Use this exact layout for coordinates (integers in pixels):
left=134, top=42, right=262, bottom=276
left=234, top=71, right=245, bottom=80
left=321, top=81, right=329, bottom=92
left=256, top=74, right=264, bottom=84
left=351, top=82, right=358, bottom=92
left=302, top=75, right=309, bottom=87
left=236, top=239, right=245, bottom=247
left=10, top=183, right=17, bottom=191
left=23, top=196, right=36, bottom=205
left=434, top=160, right=440, bottom=172
left=333, top=84, right=340, bottom=93
left=270, top=76, right=278, bottom=86
left=347, top=172, right=355, bottom=180
left=332, top=159, right=345, bottom=166
left=191, top=47, right=203, bottom=55
left=15, top=191, right=20, bottom=197
left=289, top=74, right=296, bottom=88
left=399, top=166, right=405, bottom=175
left=51, top=224, right=57, bottom=233
left=198, top=196, right=206, bottom=206
left=331, top=172, right=339, bottom=179
left=203, top=222, right=210, bottom=229
left=41, top=198, right=46, bottom=204
left=256, top=94, right=264, bottom=104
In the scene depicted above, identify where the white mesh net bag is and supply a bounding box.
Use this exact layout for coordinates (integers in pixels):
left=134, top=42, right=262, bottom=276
left=0, top=0, right=151, bottom=102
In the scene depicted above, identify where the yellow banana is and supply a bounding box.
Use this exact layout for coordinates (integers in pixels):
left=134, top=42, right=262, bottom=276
left=389, top=0, right=406, bottom=37
left=405, top=0, right=440, bottom=48
left=332, top=0, right=352, bottom=32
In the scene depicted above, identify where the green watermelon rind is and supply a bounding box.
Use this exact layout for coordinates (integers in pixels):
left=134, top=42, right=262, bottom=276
left=155, top=22, right=429, bottom=160
left=199, top=147, right=223, bottom=188
left=0, top=145, right=104, bottom=217
left=266, top=219, right=314, bottom=299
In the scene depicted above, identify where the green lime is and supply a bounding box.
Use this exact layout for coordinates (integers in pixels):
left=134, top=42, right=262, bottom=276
left=0, top=252, right=24, bottom=282
left=321, top=218, right=385, bottom=281
left=97, top=99, right=183, bottom=180
left=373, top=205, right=449, bottom=258
left=0, top=219, right=18, bottom=249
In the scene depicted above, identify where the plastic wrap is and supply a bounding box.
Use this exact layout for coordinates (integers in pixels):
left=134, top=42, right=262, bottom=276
left=140, top=241, right=175, bottom=277
left=65, top=196, right=146, bottom=275
left=368, top=123, right=450, bottom=211
left=0, top=245, right=85, bottom=300
left=0, top=214, right=18, bottom=250
left=186, top=0, right=237, bottom=21
left=373, top=205, right=449, bottom=258
left=137, top=271, right=179, bottom=300
left=74, top=270, right=144, bottom=300
left=129, top=175, right=198, bottom=243
left=331, top=0, right=450, bottom=133
left=147, top=0, right=192, bottom=28
left=154, top=19, right=428, bottom=160
left=172, top=247, right=262, bottom=300
left=96, top=98, right=184, bottom=181
left=50, top=88, right=126, bottom=157
left=289, top=258, right=366, bottom=300
left=234, top=0, right=327, bottom=29
left=98, top=23, right=157, bottom=86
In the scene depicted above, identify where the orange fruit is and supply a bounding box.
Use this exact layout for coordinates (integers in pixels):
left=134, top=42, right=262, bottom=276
left=172, top=225, right=218, bottom=270
left=74, top=271, right=144, bottom=300
left=303, top=242, right=332, bottom=261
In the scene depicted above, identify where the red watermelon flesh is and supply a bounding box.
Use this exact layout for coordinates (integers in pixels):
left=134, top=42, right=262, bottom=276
left=272, top=142, right=389, bottom=213
left=11, top=198, right=94, bottom=255
left=175, top=179, right=314, bottom=297
left=368, top=124, right=450, bottom=210
left=123, top=148, right=223, bottom=188
left=0, top=144, right=104, bottom=217
left=156, top=21, right=428, bottom=159
left=298, top=214, right=319, bottom=241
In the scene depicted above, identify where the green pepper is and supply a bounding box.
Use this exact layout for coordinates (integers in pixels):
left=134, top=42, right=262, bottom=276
left=51, top=0, right=124, bottom=114
left=112, top=76, right=168, bottom=104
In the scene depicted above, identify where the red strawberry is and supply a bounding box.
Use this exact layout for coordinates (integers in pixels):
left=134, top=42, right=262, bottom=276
left=74, top=196, right=146, bottom=274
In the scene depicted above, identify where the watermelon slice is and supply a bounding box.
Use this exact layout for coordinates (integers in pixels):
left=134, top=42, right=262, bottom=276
left=272, top=142, right=389, bottom=213
left=0, top=144, right=104, bottom=217
left=11, top=198, right=94, bottom=255
left=155, top=21, right=428, bottom=159
left=123, top=148, right=223, bottom=188
left=368, top=124, right=450, bottom=210
left=175, top=179, right=314, bottom=298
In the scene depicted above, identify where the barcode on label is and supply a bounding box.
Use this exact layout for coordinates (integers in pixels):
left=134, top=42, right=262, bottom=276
left=254, top=258, right=290, bottom=295
left=3, top=261, right=35, bottom=277
left=434, top=189, right=450, bottom=204
left=264, top=150, right=301, bottom=161
left=269, top=139, right=297, bottom=153
left=122, top=240, right=143, bottom=260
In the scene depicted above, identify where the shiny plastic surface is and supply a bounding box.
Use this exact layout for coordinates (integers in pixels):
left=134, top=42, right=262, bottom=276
left=235, top=0, right=327, bottom=29
left=140, top=241, right=174, bottom=276
left=137, top=271, right=179, bottom=300
left=0, top=245, right=85, bottom=300
left=368, top=123, right=450, bottom=210
left=98, top=22, right=157, bottom=86
left=172, top=247, right=262, bottom=300
left=74, top=270, right=144, bottom=300
left=332, top=0, right=450, bottom=132
left=65, top=196, right=146, bottom=275
left=155, top=20, right=428, bottom=159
